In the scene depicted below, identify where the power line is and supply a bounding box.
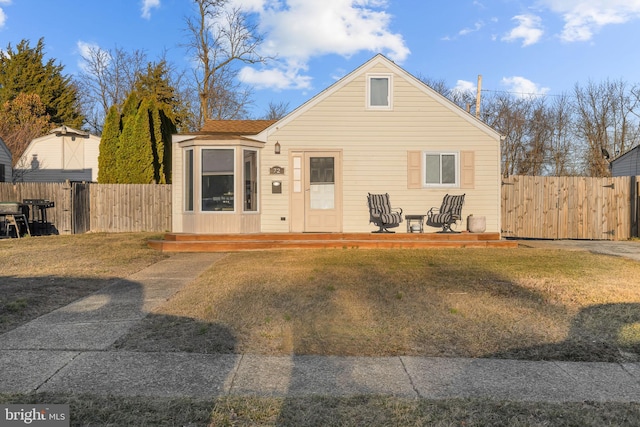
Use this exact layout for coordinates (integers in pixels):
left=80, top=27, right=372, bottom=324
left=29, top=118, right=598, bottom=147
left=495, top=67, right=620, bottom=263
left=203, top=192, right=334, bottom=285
left=480, top=88, right=569, bottom=98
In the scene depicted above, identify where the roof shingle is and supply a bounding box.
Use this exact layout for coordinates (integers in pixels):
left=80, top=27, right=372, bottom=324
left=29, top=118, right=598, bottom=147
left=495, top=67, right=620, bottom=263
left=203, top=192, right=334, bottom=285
left=199, top=120, right=277, bottom=135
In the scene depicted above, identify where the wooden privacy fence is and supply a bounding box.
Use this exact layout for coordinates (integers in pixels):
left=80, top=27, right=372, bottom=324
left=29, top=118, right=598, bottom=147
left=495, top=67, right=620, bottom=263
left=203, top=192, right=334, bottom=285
left=89, top=184, right=171, bottom=233
left=502, top=175, right=639, bottom=240
left=0, top=182, right=73, bottom=234
left=0, top=182, right=171, bottom=234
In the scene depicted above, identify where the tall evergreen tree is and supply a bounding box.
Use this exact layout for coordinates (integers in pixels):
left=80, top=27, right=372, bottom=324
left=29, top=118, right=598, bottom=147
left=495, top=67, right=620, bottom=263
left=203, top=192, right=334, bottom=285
left=97, top=105, right=121, bottom=183
left=98, top=62, right=177, bottom=183
left=0, top=38, right=84, bottom=128
left=129, top=99, right=156, bottom=184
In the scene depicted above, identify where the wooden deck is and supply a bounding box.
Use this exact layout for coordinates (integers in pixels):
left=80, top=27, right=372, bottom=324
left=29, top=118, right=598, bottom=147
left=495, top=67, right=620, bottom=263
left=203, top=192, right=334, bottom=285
left=148, top=231, right=518, bottom=252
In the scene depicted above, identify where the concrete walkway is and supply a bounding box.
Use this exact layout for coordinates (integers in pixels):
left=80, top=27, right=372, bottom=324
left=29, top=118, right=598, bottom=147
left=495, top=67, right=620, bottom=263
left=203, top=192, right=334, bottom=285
left=1, top=248, right=640, bottom=402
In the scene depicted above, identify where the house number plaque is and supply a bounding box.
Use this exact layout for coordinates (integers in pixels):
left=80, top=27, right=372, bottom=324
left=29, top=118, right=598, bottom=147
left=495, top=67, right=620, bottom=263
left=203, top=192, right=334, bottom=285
left=270, top=166, right=285, bottom=175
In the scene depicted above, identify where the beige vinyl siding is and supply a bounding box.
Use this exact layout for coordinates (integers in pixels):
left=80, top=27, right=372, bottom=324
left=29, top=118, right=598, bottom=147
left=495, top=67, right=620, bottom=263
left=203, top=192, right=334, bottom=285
left=261, top=61, right=501, bottom=233
left=260, top=147, right=291, bottom=232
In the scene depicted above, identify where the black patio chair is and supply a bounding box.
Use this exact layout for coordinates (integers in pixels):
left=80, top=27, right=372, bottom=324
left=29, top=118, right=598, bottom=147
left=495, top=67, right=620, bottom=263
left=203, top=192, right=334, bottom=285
left=367, top=193, right=403, bottom=233
left=426, top=194, right=465, bottom=233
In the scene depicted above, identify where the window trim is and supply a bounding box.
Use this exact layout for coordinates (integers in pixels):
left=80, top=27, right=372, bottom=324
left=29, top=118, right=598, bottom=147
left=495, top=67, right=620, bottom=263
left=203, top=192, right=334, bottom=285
left=242, top=149, right=259, bottom=213
left=183, top=148, right=194, bottom=212
left=366, top=73, right=393, bottom=110
left=423, top=151, right=459, bottom=188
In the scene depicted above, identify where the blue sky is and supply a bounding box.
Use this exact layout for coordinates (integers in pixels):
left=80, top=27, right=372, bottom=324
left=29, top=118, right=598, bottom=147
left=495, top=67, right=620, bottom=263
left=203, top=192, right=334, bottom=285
left=1, top=0, right=640, bottom=118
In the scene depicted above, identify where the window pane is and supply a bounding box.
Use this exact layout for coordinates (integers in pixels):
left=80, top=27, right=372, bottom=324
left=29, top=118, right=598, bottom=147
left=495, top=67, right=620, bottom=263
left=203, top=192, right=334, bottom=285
left=310, top=157, right=334, bottom=184
left=202, top=149, right=234, bottom=211
left=203, top=149, right=233, bottom=173
left=442, top=155, right=456, bottom=184
left=425, top=155, right=440, bottom=184
left=370, top=77, right=389, bottom=106
left=310, top=157, right=335, bottom=209
left=184, top=150, right=193, bottom=211
left=243, top=150, right=257, bottom=211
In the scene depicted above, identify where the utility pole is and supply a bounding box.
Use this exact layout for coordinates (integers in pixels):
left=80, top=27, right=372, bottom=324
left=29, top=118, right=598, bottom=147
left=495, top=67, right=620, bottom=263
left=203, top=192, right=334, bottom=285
left=475, top=74, right=482, bottom=119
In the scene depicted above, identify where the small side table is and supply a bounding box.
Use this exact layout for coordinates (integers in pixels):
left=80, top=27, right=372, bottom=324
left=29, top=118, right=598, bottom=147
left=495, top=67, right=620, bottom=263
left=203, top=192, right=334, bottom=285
left=405, top=214, right=425, bottom=233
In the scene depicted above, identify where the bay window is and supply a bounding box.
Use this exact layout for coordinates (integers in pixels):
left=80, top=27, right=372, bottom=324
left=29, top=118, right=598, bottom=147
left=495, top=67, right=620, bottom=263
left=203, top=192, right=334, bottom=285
left=202, top=148, right=235, bottom=211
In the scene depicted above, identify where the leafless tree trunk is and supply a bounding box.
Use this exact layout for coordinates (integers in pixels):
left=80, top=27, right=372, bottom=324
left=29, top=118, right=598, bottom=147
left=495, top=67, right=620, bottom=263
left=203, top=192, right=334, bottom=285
left=482, top=93, right=531, bottom=176
left=520, top=97, right=550, bottom=175
left=184, top=0, right=267, bottom=128
left=546, top=94, right=576, bottom=175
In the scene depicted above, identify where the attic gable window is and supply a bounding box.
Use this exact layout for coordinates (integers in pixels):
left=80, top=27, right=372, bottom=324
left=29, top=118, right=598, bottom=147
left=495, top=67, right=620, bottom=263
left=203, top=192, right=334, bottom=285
left=367, top=74, right=393, bottom=110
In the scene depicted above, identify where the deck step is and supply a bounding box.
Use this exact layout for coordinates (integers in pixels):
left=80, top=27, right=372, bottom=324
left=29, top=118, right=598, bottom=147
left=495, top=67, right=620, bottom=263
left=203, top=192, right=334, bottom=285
left=149, top=233, right=517, bottom=252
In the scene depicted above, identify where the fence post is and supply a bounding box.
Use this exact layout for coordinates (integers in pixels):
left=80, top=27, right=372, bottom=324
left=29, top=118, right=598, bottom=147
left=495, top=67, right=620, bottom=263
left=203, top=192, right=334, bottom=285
left=633, top=176, right=639, bottom=238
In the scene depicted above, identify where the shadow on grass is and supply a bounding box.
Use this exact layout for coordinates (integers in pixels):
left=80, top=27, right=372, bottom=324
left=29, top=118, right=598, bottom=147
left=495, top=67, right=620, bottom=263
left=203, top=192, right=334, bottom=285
left=489, top=303, right=640, bottom=362
left=0, top=275, right=121, bottom=335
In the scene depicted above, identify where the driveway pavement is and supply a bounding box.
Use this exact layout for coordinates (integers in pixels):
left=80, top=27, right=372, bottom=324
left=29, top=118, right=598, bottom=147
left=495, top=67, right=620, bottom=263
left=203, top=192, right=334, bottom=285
left=517, top=239, right=640, bottom=262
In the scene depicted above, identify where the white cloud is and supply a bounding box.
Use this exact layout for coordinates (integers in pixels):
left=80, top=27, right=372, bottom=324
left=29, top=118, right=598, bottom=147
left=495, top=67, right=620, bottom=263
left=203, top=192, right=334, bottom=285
left=232, top=0, right=410, bottom=91
left=453, top=80, right=476, bottom=95
left=76, top=41, right=105, bottom=72
left=501, top=76, right=550, bottom=98
left=141, top=0, right=160, bottom=20
left=459, top=21, right=485, bottom=36
left=239, top=64, right=313, bottom=90
left=0, top=0, right=9, bottom=29
left=502, top=14, right=544, bottom=46
left=540, top=0, right=640, bottom=42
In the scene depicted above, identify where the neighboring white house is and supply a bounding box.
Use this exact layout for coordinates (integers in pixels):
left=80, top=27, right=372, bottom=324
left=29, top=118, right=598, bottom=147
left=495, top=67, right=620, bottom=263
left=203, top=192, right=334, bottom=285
left=14, top=126, right=101, bottom=182
left=0, top=137, right=12, bottom=182
left=171, top=54, right=503, bottom=235
left=610, top=145, right=640, bottom=177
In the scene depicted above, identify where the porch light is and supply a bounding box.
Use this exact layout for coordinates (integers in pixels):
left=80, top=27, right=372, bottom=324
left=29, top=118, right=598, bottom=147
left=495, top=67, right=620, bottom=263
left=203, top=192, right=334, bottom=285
left=275, top=142, right=281, bottom=154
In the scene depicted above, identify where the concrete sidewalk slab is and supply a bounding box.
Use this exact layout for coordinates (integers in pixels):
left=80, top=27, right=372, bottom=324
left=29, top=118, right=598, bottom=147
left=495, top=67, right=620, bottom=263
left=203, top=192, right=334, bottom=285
left=0, top=350, right=79, bottom=393
left=231, top=355, right=416, bottom=397
left=402, top=357, right=575, bottom=402
left=126, top=253, right=224, bottom=281
left=0, top=321, right=141, bottom=351
left=554, top=361, right=640, bottom=402
left=38, top=351, right=240, bottom=398
left=403, top=357, right=640, bottom=402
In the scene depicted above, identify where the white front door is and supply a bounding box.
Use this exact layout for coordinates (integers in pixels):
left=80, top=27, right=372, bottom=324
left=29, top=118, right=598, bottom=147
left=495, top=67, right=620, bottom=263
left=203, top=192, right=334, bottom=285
left=290, top=151, right=342, bottom=232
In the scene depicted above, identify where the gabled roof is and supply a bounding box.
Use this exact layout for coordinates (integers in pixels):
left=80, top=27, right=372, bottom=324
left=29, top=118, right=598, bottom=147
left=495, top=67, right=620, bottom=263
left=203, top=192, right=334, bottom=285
left=50, top=125, right=90, bottom=138
left=255, top=53, right=502, bottom=141
left=176, top=119, right=278, bottom=143
left=610, top=144, right=640, bottom=163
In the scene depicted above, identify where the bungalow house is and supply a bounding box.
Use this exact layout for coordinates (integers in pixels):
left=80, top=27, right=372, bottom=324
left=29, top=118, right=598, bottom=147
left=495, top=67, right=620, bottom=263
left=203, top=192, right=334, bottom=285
left=0, top=137, right=11, bottom=182
left=171, top=54, right=502, bottom=234
left=14, top=126, right=101, bottom=183
left=610, top=145, right=640, bottom=177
